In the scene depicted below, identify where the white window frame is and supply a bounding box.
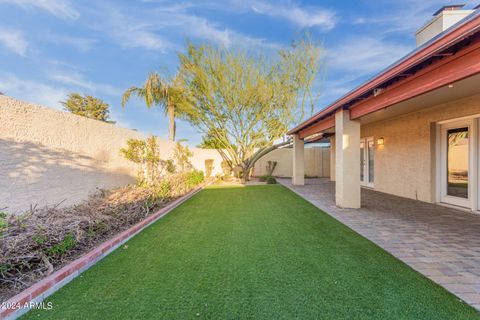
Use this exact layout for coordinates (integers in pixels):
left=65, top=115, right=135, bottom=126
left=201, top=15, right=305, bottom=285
left=437, top=115, right=479, bottom=211
left=360, top=137, right=375, bottom=188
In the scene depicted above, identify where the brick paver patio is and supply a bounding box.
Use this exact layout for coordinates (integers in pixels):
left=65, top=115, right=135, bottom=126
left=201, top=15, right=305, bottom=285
left=279, top=178, right=480, bottom=310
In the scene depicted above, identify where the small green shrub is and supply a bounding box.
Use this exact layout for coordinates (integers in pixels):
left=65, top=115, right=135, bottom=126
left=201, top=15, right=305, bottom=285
left=186, top=170, right=205, bottom=188
left=32, top=234, right=47, bottom=245
left=46, top=233, right=76, bottom=257
left=0, top=264, right=10, bottom=273
left=120, top=136, right=161, bottom=185
left=174, top=140, right=193, bottom=172
left=87, top=221, right=108, bottom=237
left=155, top=180, right=172, bottom=198
left=266, top=176, right=277, bottom=184
left=0, top=211, right=7, bottom=236
left=259, top=175, right=269, bottom=182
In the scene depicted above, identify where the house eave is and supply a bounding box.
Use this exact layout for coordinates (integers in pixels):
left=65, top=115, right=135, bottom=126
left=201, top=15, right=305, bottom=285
left=288, top=10, right=480, bottom=136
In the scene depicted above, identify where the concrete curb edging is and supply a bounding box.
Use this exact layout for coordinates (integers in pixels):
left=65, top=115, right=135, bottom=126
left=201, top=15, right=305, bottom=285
left=0, top=183, right=208, bottom=320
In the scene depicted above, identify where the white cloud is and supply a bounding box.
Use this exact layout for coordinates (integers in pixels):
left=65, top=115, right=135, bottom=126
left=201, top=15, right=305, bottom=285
left=48, top=71, right=122, bottom=97
left=317, top=37, right=413, bottom=107
left=0, top=70, right=123, bottom=111
left=100, top=9, right=173, bottom=51
left=174, top=13, right=277, bottom=49
left=351, top=0, right=449, bottom=35
left=328, top=36, right=412, bottom=74
left=45, top=34, right=98, bottom=52
left=0, top=74, right=68, bottom=109
left=182, top=14, right=233, bottom=47
left=0, top=27, right=28, bottom=56
left=0, top=0, right=79, bottom=20
left=250, top=1, right=336, bottom=30
left=119, top=26, right=171, bottom=51
left=96, top=3, right=277, bottom=52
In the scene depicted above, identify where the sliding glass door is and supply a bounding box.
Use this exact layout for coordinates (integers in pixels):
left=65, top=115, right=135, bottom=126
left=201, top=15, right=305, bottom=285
left=360, top=137, right=374, bottom=188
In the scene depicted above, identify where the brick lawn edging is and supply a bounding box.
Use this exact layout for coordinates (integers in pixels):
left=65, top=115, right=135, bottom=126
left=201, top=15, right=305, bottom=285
left=0, top=183, right=208, bottom=320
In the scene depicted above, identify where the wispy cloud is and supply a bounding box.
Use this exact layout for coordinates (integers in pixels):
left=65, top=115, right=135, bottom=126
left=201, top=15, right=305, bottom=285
left=250, top=1, right=336, bottom=30
left=45, top=34, right=98, bottom=52
left=95, top=8, right=173, bottom=52
left=0, top=74, right=68, bottom=109
left=171, top=13, right=278, bottom=49
left=351, top=0, right=449, bottom=35
left=318, top=36, right=412, bottom=108
left=113, top=25, right=172, bottom=51
left=95, top=2, right=277, bottom=52
left=48, top=71, right=122, bottom=97
left=0, top=27, right=28, bottom=56
left=0, top=0, right=80, bottom=20
left=328, top=36, right=411, bottom=74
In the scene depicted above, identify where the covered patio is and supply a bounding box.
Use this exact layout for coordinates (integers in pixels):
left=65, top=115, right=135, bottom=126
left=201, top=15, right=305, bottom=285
left=288, top=8, right=480, bottom=210
left=280, top=178, right=480, bottom=309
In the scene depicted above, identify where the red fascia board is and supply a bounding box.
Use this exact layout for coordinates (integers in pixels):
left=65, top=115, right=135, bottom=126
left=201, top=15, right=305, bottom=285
left=288, top=12, right=480, bottom=135
left=350, top=40, right=480, bottom=119
left=298, top=116, right=335, bottom=139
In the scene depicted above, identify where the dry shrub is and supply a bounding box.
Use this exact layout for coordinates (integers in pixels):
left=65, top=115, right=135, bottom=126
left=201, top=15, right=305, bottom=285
left=0, top=171, right=204, bottom=301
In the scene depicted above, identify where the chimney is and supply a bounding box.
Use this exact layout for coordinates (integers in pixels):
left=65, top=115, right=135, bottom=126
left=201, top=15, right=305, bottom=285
left=415, top=4, right=475, bottom=47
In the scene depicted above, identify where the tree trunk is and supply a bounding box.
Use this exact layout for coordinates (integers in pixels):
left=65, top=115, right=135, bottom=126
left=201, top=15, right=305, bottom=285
left=240, top=140, right=292, bottom=184
left=241, top=164, right=251, bottom=183
left=167, top=103, right=175, bottom=142
left=142, top=162, right=149, bottom=185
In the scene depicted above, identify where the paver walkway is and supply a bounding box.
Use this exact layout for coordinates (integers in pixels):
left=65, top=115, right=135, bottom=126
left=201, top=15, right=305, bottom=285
left=279, top=178, right=480, bottom=310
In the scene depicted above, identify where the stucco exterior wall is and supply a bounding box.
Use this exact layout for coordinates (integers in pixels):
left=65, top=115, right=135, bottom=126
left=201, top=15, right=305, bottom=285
left=0, top=95, right=223, bottom=214
left=329, top=136, right=336, bottom=181
left=358, top=93, right=480, bottom=203
left=253, top=147, right=330, bottom=178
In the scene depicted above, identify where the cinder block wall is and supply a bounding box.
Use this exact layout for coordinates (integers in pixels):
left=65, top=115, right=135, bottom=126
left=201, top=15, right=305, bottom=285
left=253, top=147, right=330, bottom=178
left=0, top=95, right=223, bottom=214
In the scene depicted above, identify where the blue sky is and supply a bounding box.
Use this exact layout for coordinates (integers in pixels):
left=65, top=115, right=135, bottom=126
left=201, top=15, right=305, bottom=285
left=0, top=0, right=473, bottom=146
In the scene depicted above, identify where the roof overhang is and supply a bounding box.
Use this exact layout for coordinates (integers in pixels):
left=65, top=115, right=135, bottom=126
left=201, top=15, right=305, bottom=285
left=289, top=10, right=480, bottom=138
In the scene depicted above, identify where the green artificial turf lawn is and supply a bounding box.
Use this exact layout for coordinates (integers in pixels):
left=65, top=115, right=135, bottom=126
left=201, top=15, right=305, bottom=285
left=24, top=185, right=479, bottom=319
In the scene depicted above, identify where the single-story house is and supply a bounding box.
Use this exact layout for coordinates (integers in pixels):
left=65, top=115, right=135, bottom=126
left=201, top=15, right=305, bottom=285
left=288, top=5, right=480, bottom=211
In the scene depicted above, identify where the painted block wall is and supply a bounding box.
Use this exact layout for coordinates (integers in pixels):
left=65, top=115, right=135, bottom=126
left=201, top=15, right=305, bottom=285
left=253, top=146, right=330, bottom=178
left=0, top=95, right=223, bottom=214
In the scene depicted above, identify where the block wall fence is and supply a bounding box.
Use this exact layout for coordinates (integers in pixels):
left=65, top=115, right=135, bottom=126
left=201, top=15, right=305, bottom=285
left=253, top=147, right=330, bottom=178
left=0, top=95, right=224, bottom=214
left=0, top=95, right=330, bottom=214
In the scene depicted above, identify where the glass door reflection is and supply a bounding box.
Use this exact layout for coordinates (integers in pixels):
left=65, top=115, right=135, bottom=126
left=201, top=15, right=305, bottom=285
left=447, top=127, right=469, bottom=199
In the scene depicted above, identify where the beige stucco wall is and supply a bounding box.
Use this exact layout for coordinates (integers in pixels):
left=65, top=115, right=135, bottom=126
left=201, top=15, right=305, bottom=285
left=351, top=93, right=480, bottom=203
left=253, top=147, right=330, bottom=178
left=329, top=136, right=336, bottom=181
left=0, top=95, right=223, bottom=214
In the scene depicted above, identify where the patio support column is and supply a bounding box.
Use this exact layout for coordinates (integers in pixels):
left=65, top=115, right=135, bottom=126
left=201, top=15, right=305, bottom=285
left=292, top=134, right=305, bottom=185
left=335, top=109, right=361, bottom=208
left=329, top=136, right=336, bottom=182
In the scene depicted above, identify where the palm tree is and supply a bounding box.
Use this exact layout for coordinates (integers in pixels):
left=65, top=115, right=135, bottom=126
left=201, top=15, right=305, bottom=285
left=122, top=73, right=180, bottom=142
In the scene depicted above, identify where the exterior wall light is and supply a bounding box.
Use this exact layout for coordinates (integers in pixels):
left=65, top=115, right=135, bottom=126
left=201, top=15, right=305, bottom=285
left=377, top=137, right=385, bottom=146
